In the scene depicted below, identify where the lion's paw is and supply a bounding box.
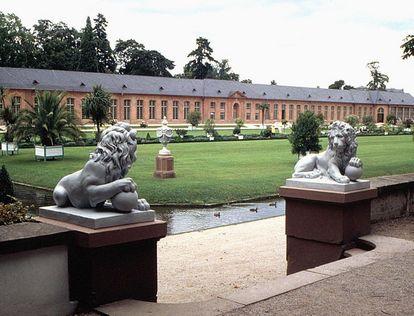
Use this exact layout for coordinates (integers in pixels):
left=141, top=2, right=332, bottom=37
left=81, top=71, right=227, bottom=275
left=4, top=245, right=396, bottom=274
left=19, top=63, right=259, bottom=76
left=137, top=198, right=151, bottom=211
left=349, top=157, right=363, bottom=168
left=336, top=175, right=350, bottom=184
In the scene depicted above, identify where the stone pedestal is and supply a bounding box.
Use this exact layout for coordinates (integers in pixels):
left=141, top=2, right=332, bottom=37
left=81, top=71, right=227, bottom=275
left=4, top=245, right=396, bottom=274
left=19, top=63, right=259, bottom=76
left=36, top=216, right=167, bottom=308
left=154, top=154, right=176, bottom=179
left=280, top=183, right=377, bottom=275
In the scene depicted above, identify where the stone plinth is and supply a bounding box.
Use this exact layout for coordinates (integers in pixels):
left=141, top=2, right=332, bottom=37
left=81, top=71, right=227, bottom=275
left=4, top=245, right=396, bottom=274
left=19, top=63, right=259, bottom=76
left=36, top=216, right=167, bottom=308
left=285, top=177, right=370, bottom=192
left=154, top=154, right=176, bottom=179
left=280, top=184, right=377, bottom=275
left=39, top=205, right=155, bottom=229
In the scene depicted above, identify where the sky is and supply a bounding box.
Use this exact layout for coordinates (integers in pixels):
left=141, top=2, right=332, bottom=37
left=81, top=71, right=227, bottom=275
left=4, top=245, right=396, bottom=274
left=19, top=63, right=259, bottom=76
left=2, top=0, right=414, bottom=93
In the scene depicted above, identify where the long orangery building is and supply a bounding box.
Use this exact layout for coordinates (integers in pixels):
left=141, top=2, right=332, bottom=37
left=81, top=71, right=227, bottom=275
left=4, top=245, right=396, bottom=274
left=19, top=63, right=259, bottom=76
left=1, top=67, right=413, bottom=126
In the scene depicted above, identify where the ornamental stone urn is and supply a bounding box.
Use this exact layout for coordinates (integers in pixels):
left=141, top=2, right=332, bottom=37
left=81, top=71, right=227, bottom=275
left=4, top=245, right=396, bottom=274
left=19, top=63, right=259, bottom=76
left=154, top=117, right=176, bottom=178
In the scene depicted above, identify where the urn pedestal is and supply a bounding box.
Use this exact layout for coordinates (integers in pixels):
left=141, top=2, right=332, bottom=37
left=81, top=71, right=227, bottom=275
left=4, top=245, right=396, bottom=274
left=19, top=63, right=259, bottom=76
left=154, top=154, right=176, bottom=179
left=280, top=182, right=377, bottom=275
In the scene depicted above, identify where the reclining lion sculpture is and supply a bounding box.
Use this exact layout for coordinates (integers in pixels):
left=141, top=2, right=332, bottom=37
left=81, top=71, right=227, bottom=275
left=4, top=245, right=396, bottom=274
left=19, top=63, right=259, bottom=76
left=53, top=122, right=150, bottom=212
left=292, top=121, right=363, bottom=183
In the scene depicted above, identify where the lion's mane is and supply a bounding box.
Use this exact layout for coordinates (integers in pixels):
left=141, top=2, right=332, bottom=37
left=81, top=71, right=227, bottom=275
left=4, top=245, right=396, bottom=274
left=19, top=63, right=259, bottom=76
left=92, top=123, right=137, bottom=182
left=328, top=121, right=357, bottom=172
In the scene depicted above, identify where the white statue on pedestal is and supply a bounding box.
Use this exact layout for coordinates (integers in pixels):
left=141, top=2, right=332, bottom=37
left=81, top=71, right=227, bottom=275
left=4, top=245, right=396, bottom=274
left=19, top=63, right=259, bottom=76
left=293, top=121, right=363, bottom=183
left=53, top=123, right=150, bottom=212
left=156, top=116, right=173, bottom=155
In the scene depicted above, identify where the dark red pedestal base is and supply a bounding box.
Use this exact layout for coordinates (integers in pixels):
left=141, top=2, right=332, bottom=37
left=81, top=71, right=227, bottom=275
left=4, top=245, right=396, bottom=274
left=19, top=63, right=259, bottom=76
left=280, top=186, right=377, bottom=274
left=36, top=217, right=167, bottom=308
left=154, top=155, right=176, bottom=179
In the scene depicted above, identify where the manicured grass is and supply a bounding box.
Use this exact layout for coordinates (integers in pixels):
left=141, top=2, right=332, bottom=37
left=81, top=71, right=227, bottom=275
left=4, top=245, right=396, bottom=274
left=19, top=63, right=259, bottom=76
left=1, top=135, right=413, bottom=205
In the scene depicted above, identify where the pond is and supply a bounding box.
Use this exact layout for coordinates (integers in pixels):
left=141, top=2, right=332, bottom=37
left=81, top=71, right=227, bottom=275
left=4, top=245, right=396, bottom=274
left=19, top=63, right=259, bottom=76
left=14, top=184, right=285, bottom=235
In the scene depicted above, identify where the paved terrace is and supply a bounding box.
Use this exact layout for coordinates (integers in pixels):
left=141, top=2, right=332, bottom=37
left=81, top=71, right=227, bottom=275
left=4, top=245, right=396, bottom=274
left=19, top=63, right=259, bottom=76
left=95, top=216, right=414, bottom=316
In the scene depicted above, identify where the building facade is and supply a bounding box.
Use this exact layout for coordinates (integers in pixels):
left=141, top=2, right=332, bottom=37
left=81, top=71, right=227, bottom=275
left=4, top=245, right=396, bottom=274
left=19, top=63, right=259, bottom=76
left=1, top=67, right=413, bottom=126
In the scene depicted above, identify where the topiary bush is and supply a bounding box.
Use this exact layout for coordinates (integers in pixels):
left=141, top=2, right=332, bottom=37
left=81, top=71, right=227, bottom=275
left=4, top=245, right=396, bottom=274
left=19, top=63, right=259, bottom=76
left=0, top=164, right=14, bottom=204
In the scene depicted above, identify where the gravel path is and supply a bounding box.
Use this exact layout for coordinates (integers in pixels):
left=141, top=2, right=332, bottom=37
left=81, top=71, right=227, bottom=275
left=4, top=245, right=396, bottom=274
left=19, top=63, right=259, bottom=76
left=157, top=216, right=287, bottom=303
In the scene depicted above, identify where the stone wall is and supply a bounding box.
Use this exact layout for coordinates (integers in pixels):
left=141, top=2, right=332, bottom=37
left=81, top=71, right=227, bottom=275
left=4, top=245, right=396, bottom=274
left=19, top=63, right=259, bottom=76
left=370, top=173, right=414, bottom=222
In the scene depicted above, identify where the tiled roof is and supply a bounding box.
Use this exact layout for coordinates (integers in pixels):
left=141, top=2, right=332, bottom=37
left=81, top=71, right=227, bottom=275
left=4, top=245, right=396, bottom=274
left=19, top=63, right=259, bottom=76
left=1, top=67, right=413, bottom=106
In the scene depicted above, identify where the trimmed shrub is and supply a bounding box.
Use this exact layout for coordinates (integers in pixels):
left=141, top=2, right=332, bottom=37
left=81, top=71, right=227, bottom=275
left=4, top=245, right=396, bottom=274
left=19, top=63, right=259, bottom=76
left=0, top=165, right=14, bottom=204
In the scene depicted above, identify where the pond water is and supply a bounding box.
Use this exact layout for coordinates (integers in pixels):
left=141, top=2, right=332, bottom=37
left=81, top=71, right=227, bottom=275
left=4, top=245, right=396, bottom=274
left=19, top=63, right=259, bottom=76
left=14, top=184, right=285, bottom=235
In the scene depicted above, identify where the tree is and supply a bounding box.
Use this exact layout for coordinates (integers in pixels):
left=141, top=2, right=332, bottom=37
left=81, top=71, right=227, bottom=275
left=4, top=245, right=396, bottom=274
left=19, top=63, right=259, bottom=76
left=93, top=14, right=116, bottom=73
left=0, top=99, right=18, bottom=142
left=210, top=59, right=239, bottom=81
left=288, top=111, right=322, bottom=159
left=16, top=91, right=82, bottom=146
left=362, top=115, right=376, bottom=131
left=0, top=87, right=18, bottom=142
left=270, top=80, right=277, bottom=85
left=186, top=111, right=201, bottom=128
left=328, top=80, right=345, bottom=89
left=234, top=118, right=244, bottom=135
left=345, top=115, right=359, bottom=128
left=122, top=49, right=174, bottom=77
left=386, top=114, right=397, bottom=125
left=0, top=12, right=35, bottom=67
left=83, top=85, right=112, bottom=141
left=401, top=34, right=414, bottom=59
left=241, top=79, right=252, bottom=83
left=33, top=20, right=80, bottom=70
left=258, top=103, right=270, bottom=128
left=366, top=61, right=389, bottom=90
left=183, top=37, right=217, bottom=79
left=78, top=17, right=98, bottom=72
left=114, top=39, right=145, bottom=73
left=343, top=85, right=354, bottom=90
left=0, top=164, right=14, bottom=204
left=204, top=118, right=216, bottom=136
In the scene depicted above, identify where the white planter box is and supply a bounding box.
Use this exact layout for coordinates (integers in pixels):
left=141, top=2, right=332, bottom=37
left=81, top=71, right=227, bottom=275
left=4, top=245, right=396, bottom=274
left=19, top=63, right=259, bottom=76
left=35, top=145, right=64, bottom=161
left=1, top=142, right=19, bottom=155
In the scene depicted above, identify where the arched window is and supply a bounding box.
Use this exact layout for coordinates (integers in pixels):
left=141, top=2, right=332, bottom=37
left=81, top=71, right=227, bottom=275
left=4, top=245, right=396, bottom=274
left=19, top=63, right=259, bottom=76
left=377, top=107, right=384, bottom=123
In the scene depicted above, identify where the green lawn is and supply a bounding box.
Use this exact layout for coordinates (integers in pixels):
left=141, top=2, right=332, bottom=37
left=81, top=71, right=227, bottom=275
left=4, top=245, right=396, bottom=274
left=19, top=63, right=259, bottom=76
left=1, top=135, right=413, bottom=205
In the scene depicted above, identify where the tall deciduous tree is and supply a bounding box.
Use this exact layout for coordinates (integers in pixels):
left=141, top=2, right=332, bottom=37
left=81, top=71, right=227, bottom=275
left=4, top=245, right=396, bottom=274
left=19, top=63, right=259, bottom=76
left=121, top=49, right=174, bottom=77
left=114, top=39, right=145, bottom=73
left=0, top=12, right=35, bottom=67
left=78, top=17, right=98, bottom=72
left=401, top=34, right=414, bottom=59
left=93, top=14, right=116, bottom=73
left=366, top=61, right=389, bottom=90
left=83, top=85, right=112, bottom=141
left=33, top=20, right=80, bottom=70
left=289, top=111, right=322, bottom=159
left=184, top=37, right=217, bottom=79
left=210, top=59, right=239, bottom=81
left=328, top=80, right=345, bottom=89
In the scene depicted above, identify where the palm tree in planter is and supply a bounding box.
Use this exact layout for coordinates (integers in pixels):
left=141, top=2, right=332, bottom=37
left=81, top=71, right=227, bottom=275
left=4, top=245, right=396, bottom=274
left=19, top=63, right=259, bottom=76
left=16, top=91, right=82, bottom=161
left=82, top=85, right=112, bottom=142
left=0, top=87, right=19, bottom=155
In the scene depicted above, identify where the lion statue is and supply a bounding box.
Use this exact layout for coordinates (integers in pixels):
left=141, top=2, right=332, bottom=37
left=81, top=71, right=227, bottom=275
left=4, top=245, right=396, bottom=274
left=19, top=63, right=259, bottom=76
left=292, top=121, right=363, bottom=183
left=53, top=122, right=150, bottom=212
